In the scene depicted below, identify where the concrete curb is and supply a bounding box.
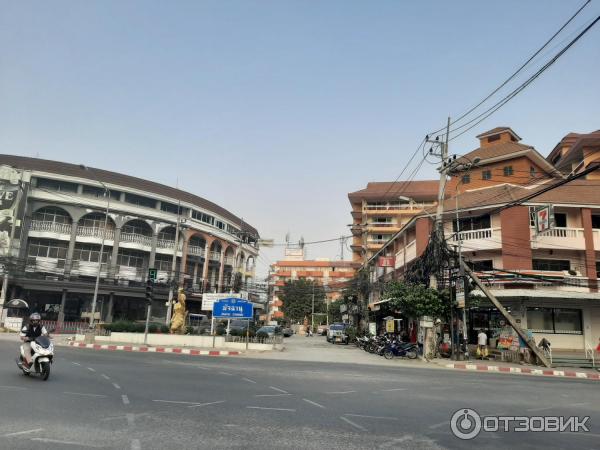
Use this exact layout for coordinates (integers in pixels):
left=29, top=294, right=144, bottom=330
left=445, top=362, right=600, bottom=380
left=62, top=341, right=241, bottom=357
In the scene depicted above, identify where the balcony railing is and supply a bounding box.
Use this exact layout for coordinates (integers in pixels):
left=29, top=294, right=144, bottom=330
left=30, top=220, right=72, bottom=235
left=209, top=251, right=221, bottom=261
left=530, top=227, right=586, bottom=250
left=364, top=202, right=433, bottom=211
left=537, top=227, right=578, bottom=238
left=367, top=222, right=398, bottom=228
left=453, top=228, right=493, bottom=241
left=77, top=226, right=115, bottom=241
left=120, top=232, right=153, bottom=247
left=188, top=245, right=205, bottom=257
left=367, top=239, right=389, bottom=245
left=224, top=256, right=234, bottom=265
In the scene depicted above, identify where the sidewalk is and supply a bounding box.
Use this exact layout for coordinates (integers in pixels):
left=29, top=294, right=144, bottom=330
left=64, top=341, right=242, bottom=357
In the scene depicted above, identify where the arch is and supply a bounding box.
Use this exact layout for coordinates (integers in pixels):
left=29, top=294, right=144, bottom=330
left=157, top=226, right=176, bottom=241
left=78, top=212, right=116, bottom=230
left=245, top=255, right=255, bottom=272
left=189, top=235, right=206, bottom=248
left=121, top=219, right=152, bottom=236
left=32, top=206, right=73, bottom=225
left=224, top=246, right=235, bottom=257
left=210, top=240, right=222, bottom=253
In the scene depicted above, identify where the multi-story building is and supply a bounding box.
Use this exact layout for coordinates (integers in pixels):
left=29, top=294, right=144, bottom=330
left=348, top=180, right=438, bottom=264
left=0, top=155, right=259, bottom=324
left=269, top=251, right=358, bottom=321
left=365, top=127, right=600, bottom=351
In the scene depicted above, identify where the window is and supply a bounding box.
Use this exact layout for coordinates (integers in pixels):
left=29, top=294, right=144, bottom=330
left=122, top=220, right=152, bottom=236
left=503, top=166, right=514, bottom=176
left=79, top=213, right=112, bottom=230
left=27, top=239, right=68, bottom=268
left=591, top=215, right=600, bottom=229
left=487, top=135, right=500, bottom=143
left=530, top=166, right=536, bottom=178
left=529, top=207, right=536, bottom=227
left=527, top=307, right=582, bottom=335
left=117, top=249, right=146, bottom=268
left=597, top=261, right=600, bottom=278
left=82, top=185, right=121, bottom=200
left=154, top=254, right=173, bottom=271
left=461, top=174, right=470, bottom=184
left=160, top=202, right=185, bottom=215
left=532, top=259, right=570, bottom=271
left=554, top=212, right=567, bottom=228
left=36, top=178, right=78, bottom=193
left=157, top=228, right=175, bottom=241
left=73, top=244, right=109, bottom=263
left=192, top=210, right=215, bottom=225
left=552, top=154, right=561, bottom=165
left=453, top=214, right=491, bottom=232
left=33, top=207, right=71, bottom=224
left=482, top=170, right=492, bottom=180
left=215, top=221, right=225, bottom=230
left=468, top=260, right=493, bottom=271
left=124, top=193, right=156, bottom=209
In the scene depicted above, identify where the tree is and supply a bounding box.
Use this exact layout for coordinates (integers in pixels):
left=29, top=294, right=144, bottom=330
left=384, top=280, right=447, bottom=320
left=279, top=279, right=326, bottom=324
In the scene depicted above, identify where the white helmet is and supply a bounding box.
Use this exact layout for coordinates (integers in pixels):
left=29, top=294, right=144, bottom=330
left=29, top=312, right=41, bottom=321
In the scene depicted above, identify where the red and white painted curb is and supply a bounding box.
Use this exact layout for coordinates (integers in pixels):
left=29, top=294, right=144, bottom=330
left=445, top=362, right=600, bottom=380
left=65, top=341, right=241, bottom=357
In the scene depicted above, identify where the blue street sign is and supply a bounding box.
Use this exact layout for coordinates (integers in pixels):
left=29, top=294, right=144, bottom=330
left=213, top=298, right=253, bottom=319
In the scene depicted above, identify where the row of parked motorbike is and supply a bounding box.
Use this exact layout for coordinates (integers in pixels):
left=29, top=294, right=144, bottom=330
left=355, top=334, right=419, bottom=360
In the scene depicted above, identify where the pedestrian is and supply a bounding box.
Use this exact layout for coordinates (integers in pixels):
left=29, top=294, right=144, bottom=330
left=519, top=329, right=534, bottom=365
left=477, top=329, right=488, bottom=360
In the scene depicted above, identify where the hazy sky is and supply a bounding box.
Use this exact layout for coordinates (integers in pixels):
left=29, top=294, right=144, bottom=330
left=1, top=1, right=599, bottom=277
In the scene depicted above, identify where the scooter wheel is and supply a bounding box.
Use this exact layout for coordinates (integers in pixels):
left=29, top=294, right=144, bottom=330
left=383, top=350, right=394, bottom=360
left=41, top=362, right=50, bottom=381
left=406, top=351, right=418, bottom=359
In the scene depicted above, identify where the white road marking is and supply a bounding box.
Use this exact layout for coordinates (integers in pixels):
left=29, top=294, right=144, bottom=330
left=218, top=371, right=233, bottom=376
left=0, top=385, right=27, bottom=390
left=87, top=367, right=96, bottom=372
left=568, top=402, right=588, bottom=408
left=63, top=392, right=107, bottom=398
left=428, top=421, right=449, bottom=429
left=340, top=416, right=367, bottom=432
left=101, top=374, right=110, bottom=380
left=526, top=406, right=554, bottom=412
left=325, top=390, right=356, bottom=395
left=255, top=393, right=292, bottom=397
left=112, top=383, right=121, bottom=390
left=188, top=400, right=227, bottom=408
left=345, top=413, right=398, bottom=420
left=246, top=406, right=296, bottom=412
left=72, top=362, right=81, bottom=366
left=302, top=398, right=325, bottom=409
left=126, top=413, right=135, bottom=427
left=3, top=428, right=44, bottom=437
left=122, top=395, right=130, bottom=405
left=30, top=438, right=104, bottom=447
left=242, top=377, right=257, bottom=384
left=131, top=439, right=141, bottom=450
left=269, top=386, right=288, bottom=393
left=380, top=388, right=407, bottom=392
left=153, top=399, right=205, bottom=405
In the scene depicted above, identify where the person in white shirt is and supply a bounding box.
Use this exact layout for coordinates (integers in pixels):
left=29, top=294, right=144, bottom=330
left=19, top=312, right=48, bottom=367
left=477, top=329, right=488, bottom=359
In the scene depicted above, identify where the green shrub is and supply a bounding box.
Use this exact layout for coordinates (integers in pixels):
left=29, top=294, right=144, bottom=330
left=229, top=328, right=242, bottom=337
left=160, top=325, right=169, bottom=334
left=216, top=326, right=226, bottom=336
left=345, top=326, right=357, bottom=342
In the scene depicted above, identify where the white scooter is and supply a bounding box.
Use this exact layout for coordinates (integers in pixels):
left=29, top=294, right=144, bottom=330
left=16, top=335, right=54, bottom=381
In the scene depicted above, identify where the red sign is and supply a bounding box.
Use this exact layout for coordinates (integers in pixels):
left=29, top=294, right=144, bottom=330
left=378, top=256, right=395, bottom=267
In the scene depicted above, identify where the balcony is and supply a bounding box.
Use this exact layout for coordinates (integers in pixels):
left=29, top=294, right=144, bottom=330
left=120, top=232, right=153, bottom=248
left=364, top=202, right=433, bottom=215
left=224, top=256, right=234, bottom=266
left=530, top=227, right=586, bottom=250
left=448, top=227, right=502, bottom=251
left=367, top=222, right=401, bottom=233
left=209, top=251, right=221, bottom=261
left=188, top=245, right=205, bottom=257
left=29, top=220, right=72, bottom=238
left=70, top=261, right=108, bottom=278
left=76, top=226, right=115, bottom=242
left=25, top=257, right=66, bottom=275
left=116, top=266, right=144, bottom=283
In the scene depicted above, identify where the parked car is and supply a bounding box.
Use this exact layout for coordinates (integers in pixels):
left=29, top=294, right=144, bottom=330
left=228, top=319, right=253, bottom=335
left=257, top=326, right=283, bottom=338
left=188, top=314, right=211, bottom=335
left=282, top=327, right=294, bottom=337
left=327, top=323, right=349, bottom=344
left=317, top=324, right=328, bottom=336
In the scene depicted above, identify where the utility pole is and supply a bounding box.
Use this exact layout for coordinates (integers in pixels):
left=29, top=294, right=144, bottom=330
left=311, top=281, right=315, bottom=333
left=340, top=236, right=345, bottom=260
left=165, top=199, right=182, bottom=326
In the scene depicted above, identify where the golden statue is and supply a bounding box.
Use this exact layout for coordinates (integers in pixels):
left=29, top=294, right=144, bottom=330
left=169, top=288, right=187, bottom=334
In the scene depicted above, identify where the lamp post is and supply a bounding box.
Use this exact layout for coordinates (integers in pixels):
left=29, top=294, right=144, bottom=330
left=79, top=165, right=110, bottom=329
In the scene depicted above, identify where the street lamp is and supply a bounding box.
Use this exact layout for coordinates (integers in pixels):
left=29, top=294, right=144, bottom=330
left=79, top=164, right=110, bottom=329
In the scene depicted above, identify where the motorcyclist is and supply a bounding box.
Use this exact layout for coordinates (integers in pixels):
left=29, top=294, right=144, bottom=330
left=20, top=313, right=48, bottom=367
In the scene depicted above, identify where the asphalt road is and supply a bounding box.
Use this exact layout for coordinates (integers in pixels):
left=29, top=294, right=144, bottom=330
left=0, top=336, right=598, bottom=450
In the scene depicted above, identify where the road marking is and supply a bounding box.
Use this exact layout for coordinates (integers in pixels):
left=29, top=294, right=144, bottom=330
left=325, top=390, right=355, bottom=395
left=255, top=393, right=292, bottom=397
left=0, top=385, right=27, bottom=390
left=345, top=413, right=398, bottom=420
left=63, top=392, right=107, bottom=398
left=3, top=428, right=44, bottom=437
left=72, top=362, right=81, bottom=366
left=218, top=371, right=233, bottom=376
left=380, top=388, right=407, bottom=392
left=302, top=398, right=325, bottom=409
left=242, top=377, right=257, bottom=384
left=428, top=421, right=449, bottom=429
left=153, top=399, right=206, bottom=405
left=269, top=386, right=288, bottom=393
left=112, top=383, right=121, bottom=390
left=30, top=438, right=104, bottom=447
left=131, top=439, right=141, bottom=450
left=188, top=400, right=227, bottom=408
left=87, top=367, right=96, bottom=372
left=568, top=402, right=588, bottom=408
left=122, top=395, right=130, bottom=405
left=101, top=374, right=110, bottom=380
left=340, top=416, right=367, bottom=432
left=246, top=406, right=296, bottom=412
left=526, top=406, right=554, bottom=412
left=126, top=413, right=135, bottom=427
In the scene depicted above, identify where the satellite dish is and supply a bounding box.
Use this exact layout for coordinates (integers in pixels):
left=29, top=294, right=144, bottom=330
left=6, top=298, right=29, bottom=309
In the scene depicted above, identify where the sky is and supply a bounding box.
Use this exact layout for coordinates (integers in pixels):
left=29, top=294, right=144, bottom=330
left=1, top=1, right=599, bottom=277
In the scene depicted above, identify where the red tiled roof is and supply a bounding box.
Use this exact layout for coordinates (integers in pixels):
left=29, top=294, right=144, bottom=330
left=273, top=260, right=359, bottom=268
left=348, top=180, right=439, bottom=202
left=476, top=126, right=521, bottom=140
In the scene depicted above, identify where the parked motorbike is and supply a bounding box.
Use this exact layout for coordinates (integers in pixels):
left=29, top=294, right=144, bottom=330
left=383, top=341, right=418, bottom=360
left=16, top=335, right=54, bottom=381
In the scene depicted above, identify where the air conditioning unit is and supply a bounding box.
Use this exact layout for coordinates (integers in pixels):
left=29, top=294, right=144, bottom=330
left=563, top=270, right=581, bottom=277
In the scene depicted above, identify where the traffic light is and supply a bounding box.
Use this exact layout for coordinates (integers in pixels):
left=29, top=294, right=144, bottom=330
left=148, top=268, right=157, bottom=282
left=145, top=278, right=154, bottom=304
